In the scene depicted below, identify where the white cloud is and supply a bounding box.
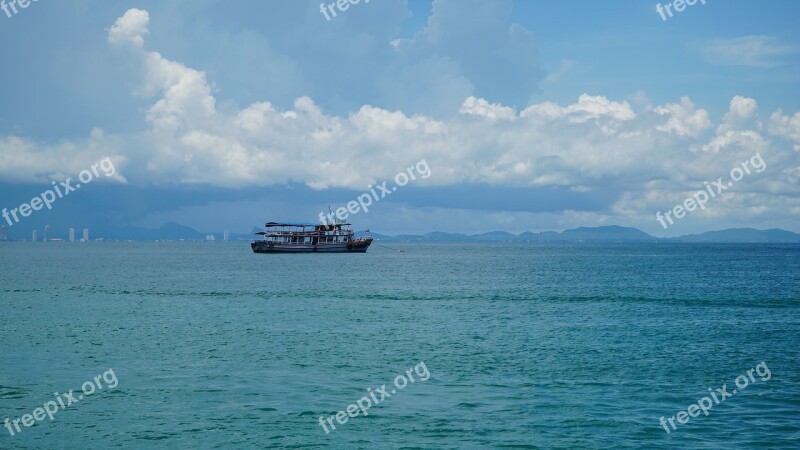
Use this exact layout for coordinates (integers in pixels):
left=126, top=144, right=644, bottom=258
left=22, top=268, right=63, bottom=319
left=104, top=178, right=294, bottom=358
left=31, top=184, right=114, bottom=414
left=718, top=96, right=758, bottom=134
left=521, top=94, right=635, bottom=123
left=106, top=8, right=150, bottom=48
left=142, top=52, right=217, bottom=132
left=699, top=130, right=767, bottom=155
left=768, top=109, right=800, bottom=152
left=459, top=96, right=516, bottom=121
left=654, top=97, right=711, bottom=137
left=0, top=132, right=127, bottom=184
left=2, top=8, right=799, bottom=235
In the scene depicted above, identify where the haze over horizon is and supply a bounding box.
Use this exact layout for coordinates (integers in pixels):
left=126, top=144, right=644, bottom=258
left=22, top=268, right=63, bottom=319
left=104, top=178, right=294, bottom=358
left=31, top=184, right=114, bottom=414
left=2, top=0, right=799, bottom=237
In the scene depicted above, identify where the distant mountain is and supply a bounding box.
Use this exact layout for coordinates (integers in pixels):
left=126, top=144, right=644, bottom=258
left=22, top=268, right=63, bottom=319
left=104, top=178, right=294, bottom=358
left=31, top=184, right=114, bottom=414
left=28, top=223, right=798, bottom=244
left=514, top=231, right=539, bottom=242
left=388, top=231, right=471, bottom=242
left=672, top=228, right=800, bottom=243
left=375, top=226, right=800, bottom=244
left=473, top=231, right=518, bottom=242
left=374, top=226, right=657, bottom=243
left=544, top=225, right=657, bottom=242
left=99, top=222, right=206, bottom=240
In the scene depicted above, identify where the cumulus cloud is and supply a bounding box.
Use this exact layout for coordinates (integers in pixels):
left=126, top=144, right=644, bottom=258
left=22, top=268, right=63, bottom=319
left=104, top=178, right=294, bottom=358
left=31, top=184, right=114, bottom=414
left=718, top=96, right=759, bottom=134
left=699, top=130, right=767, bottom=155
left=653, top=97, right=711, bottom=137
left=460, top=97, right=516, bottom=121
left=768, top=109, right=800, bottom=151
left=0, top=130, right=127, bottom=184
left=521, top=94, right=635, bottom=123
left=3, top=9, right=796, bottom=194
left=107, top=8, right=149, bottom=48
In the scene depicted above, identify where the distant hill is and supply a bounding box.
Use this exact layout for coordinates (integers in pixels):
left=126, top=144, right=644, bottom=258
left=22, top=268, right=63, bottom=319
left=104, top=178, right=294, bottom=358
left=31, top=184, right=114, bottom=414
left=27, top=224, right=798, bottom=244
left=672, top=228, right=800, bottom=243
left=473, top=231, right=518, bottom=242
left=383, top=231, right=471, bottom=242
left=375, top=226, right=800, bottom=244
left=374, top=226, right=659, bottom=243
left=98, top=222, right=205, bottom=240
left=515, top=231, right=538, bottom=242
left=544, top=225, right=657, bottom=242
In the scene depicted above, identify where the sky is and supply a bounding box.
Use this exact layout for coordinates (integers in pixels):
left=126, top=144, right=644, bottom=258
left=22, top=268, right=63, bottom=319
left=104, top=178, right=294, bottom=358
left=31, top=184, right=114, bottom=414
left=1, top=0, right=799, bottom=237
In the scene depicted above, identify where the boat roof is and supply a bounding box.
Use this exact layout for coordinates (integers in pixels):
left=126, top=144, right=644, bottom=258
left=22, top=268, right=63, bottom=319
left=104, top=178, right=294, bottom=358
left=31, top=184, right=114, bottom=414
left=264, top=222, right=351, bottom=227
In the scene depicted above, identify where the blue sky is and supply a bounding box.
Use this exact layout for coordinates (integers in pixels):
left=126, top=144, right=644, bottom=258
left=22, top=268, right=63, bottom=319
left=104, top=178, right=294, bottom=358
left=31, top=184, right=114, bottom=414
left=1, top=0, right=799, bottom=237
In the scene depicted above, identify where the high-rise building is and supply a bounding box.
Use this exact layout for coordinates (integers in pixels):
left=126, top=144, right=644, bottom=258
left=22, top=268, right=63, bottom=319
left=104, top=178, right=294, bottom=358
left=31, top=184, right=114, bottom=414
left=32, top=230, right=37, bottom=242
left=44, top=225, right=50, bottom=242
left=82, top=228, right=89, bottom=242
left=223, top=229, right=230, bottom=242
left=0, top=225, right=7, bottom=241
left=69, top=228, right=75, bottom=242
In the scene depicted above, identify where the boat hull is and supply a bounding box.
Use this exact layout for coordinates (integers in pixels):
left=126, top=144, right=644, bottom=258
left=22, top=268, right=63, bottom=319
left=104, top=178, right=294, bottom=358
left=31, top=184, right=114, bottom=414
left=250, top=240, right=372, bottom=253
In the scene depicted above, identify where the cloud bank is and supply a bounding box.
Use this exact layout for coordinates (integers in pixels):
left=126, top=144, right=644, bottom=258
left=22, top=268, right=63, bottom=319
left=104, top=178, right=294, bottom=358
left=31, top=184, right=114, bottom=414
left=1, top=6, right=799, bottom=234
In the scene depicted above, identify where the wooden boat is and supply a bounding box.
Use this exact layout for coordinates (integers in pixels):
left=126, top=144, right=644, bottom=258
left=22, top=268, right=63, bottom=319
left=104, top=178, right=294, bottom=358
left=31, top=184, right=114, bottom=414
left=251, top=221, right=372, bottom=253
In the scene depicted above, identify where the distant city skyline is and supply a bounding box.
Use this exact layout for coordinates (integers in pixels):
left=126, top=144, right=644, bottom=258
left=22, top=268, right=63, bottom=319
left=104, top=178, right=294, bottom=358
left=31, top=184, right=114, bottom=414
left=0, top=223, right=244, bottom=242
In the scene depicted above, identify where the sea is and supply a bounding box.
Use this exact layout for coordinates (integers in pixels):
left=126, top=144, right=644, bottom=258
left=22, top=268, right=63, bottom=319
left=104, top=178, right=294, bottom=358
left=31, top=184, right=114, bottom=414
left=0, top=241, right=798, bottom=449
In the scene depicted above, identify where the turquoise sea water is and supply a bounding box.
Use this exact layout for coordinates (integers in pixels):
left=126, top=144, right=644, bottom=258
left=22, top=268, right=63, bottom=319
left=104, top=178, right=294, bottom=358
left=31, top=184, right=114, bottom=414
left=1, top=242, right=799, bottom=449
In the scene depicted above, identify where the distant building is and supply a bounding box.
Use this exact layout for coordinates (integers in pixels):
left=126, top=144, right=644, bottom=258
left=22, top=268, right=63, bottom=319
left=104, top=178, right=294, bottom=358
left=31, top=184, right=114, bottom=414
left=44, top=225, right=50, bottom=242
left=0, top=226, right=7, bottom=241
left=69, top=228, right=75, bottom=242
left=206, top=235, right=216, bottom=241
left=223, top=229, right=230, bottom=242
left=82, top=228, right=89, bottom=242
left=32, top=230, right=37, bottom=242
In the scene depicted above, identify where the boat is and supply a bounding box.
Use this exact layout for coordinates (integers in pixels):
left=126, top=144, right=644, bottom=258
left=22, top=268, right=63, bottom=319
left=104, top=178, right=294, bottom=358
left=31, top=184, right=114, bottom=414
left=251, top=221, right=373, bottom=253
